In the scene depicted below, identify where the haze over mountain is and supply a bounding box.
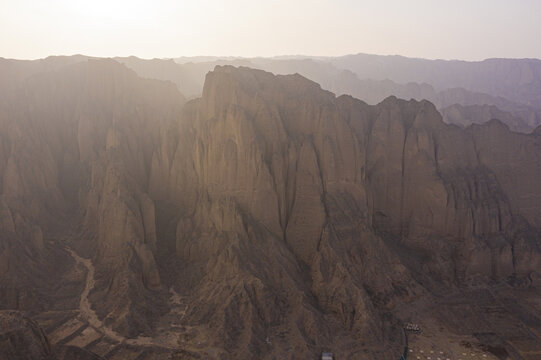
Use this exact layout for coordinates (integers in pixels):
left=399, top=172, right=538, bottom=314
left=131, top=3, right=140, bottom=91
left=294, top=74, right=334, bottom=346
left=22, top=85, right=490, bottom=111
left=4, top=53, right=541, bottom=134
left=329, top=55, right=541, bottom=106
left=1, top=54, right=541, bottom=360
left=106, top=55, right=539, bottom=132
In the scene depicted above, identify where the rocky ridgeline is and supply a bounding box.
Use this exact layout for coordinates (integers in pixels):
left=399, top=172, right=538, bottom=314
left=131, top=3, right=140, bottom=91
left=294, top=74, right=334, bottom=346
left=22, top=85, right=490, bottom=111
left=0, top=60, right=540, bottom=359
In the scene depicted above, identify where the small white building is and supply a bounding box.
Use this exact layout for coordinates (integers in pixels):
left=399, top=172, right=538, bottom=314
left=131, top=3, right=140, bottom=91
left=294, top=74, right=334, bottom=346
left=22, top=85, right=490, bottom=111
left=321, top=352, right=333, bottom=360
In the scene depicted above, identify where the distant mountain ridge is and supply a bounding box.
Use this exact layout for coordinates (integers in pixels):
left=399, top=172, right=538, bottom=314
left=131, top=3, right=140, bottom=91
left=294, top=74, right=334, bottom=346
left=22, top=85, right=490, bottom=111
left=329, top=53, right=541, bottom=107
left=4, top=54, right=541, bottom=132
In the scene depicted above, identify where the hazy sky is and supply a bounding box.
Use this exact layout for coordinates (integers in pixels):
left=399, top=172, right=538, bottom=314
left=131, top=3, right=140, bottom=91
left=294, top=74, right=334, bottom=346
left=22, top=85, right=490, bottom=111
left=1, top=0, right=540, bottom=60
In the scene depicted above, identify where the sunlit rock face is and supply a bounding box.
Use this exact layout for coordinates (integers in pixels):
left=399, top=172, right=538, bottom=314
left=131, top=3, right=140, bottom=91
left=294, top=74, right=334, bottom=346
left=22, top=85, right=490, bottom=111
left=0, top=60, right=540, bottom=359
left=149, top=65, right=541, bottom=357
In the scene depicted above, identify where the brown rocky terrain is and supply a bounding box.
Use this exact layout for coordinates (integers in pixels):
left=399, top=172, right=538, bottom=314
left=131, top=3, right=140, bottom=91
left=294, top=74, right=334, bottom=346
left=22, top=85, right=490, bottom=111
left=0, top=310, right=104, bottom=360
left=0, top=61, right=540, bottom=359
left=0, top=310, right=56, bottom=360
left=0, top=58, right=185, bottom=335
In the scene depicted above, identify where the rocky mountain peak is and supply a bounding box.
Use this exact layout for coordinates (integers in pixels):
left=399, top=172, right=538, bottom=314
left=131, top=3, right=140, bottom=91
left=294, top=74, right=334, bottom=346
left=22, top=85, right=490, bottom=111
left=1, top=61, right=540, bottom=360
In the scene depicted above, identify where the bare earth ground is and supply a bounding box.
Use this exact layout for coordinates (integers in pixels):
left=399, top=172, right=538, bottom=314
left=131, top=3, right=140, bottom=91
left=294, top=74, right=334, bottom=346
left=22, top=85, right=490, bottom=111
left=33, top=241, right=223, bottom=359
left=398, top=285, right=541, bottom=360
left=32, top=240, right=541, bottom=360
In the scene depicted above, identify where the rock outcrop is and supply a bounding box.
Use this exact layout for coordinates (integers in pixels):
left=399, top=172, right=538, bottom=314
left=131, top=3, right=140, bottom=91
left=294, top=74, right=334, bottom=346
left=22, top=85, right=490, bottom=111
left=0, top=311, right=55, bottom=360
left=0, top=59, right=185, bottom=335
left=0, top=311, right=105, bottom=360
left=1, top=62, right=540, bottom=359
left=148, top=66, right=541, bottom=357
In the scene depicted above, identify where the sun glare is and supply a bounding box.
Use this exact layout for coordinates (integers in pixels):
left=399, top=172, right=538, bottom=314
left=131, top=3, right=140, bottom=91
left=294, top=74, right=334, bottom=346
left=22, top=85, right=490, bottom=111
left=62, top=0, right=155, bottom=25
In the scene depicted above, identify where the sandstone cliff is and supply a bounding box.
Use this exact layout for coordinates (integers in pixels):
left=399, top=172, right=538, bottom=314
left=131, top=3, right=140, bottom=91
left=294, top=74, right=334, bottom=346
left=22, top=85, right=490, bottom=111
left=147, top=66, right=541, bottom=358
left=0, top=59, right=185, bottom=335
left=1, top=62, right=540, bottom=359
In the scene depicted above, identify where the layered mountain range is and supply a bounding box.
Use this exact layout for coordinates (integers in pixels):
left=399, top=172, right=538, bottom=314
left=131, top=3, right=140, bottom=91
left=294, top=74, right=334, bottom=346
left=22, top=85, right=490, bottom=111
left=117, top=55, right=541, bottom=132
left=0, top=56, right=540, bottom=360
left=6, top=53, right=541, bottom=132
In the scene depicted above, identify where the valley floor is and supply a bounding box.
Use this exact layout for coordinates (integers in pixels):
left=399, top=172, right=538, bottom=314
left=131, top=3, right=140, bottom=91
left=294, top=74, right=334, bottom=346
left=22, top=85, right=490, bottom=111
left=400, top=285, right=541, bottom=360
left=27, top=240, right=541, bottom=360
left=32, top=241, right=223, bottom=360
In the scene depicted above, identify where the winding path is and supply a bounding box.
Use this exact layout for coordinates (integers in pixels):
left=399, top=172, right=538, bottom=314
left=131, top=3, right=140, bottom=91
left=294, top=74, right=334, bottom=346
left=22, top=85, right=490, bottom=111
left=65, top=247, right=193, bottom=349
left=65, top=248, right=125, bottom=343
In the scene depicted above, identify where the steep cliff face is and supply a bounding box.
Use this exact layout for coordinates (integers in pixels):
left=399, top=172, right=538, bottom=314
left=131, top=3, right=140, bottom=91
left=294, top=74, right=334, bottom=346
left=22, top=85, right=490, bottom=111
left=149, top=67, right=410, bottom=358
left=360, top=99, right=538, bottom=285
left=0, top=59, right=185, bottom=334
left=147, top=66, right=541, bottom=358
left=182, top=66, right=541, bottom=283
